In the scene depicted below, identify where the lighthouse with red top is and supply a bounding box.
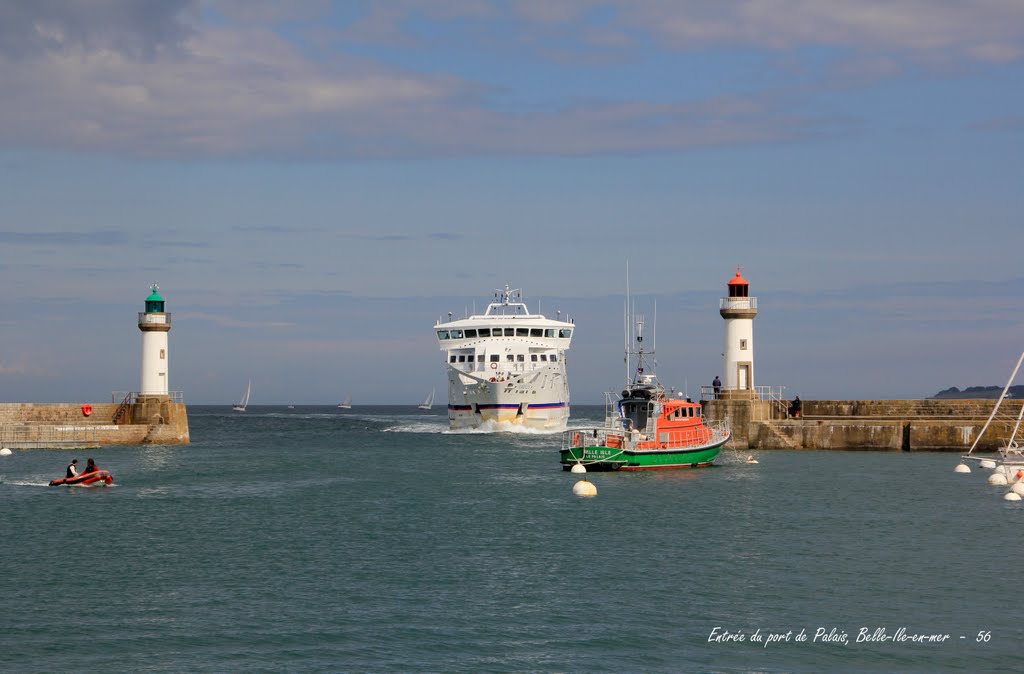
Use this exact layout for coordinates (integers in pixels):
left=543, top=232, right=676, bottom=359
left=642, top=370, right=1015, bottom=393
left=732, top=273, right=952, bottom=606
left=719, top=269, right=758, bottom=396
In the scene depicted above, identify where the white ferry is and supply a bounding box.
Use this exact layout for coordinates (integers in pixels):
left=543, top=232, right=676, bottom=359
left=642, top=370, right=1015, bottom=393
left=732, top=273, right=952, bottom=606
left=435, top=286, right=574, bottom=430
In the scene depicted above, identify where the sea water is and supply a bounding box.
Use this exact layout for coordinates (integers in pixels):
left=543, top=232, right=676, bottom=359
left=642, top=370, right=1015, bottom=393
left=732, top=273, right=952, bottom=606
left=1, top=405, right=1021, bottom=673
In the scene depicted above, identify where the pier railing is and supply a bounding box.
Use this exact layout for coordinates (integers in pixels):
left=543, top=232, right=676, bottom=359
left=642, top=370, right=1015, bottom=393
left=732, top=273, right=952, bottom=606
left=110, top=391, right=184, bottom=404
left=700, top=385, right=789, bottom=421
left=0, top=423, right=99, bottom=449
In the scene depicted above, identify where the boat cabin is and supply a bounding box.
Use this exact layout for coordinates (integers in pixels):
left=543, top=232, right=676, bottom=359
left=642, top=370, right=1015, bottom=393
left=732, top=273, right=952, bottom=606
left=619, top=388, right=712, bottom=448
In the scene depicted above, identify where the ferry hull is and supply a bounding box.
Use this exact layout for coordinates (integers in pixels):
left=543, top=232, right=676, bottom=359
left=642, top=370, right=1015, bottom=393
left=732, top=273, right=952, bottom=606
left=559, top=443, right=724, bottom=471
left=449, top=403, right=569, bottom=430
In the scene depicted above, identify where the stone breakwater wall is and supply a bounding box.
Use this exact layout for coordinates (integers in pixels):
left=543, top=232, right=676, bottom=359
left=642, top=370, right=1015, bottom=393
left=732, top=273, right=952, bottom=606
left=0, top=400, right=190, bottom=448
left=704, top=398, right=1015, bottom=451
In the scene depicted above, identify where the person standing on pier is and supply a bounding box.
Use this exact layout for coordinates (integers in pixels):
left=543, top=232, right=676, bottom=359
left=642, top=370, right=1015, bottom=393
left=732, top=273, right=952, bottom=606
left=712, top=376, right=722, bottom=399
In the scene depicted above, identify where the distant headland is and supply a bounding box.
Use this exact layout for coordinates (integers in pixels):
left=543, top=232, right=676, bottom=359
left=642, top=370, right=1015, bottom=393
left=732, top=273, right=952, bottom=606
left=931, top=386, right=1024, bottom=399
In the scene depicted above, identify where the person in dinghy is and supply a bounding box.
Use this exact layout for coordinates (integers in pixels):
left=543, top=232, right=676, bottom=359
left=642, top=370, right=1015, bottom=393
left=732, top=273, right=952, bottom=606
left=49, top=457, right=114, bottom=487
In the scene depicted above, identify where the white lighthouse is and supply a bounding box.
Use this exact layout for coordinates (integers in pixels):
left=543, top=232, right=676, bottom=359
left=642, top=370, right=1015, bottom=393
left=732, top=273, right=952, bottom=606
left=138, top=284, right=171, bottom=397
left=719, top=269, right=757, bottom=396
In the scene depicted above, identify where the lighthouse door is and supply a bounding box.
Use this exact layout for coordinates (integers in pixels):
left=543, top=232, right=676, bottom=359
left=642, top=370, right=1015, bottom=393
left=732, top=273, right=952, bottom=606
left=738, top=364, right=750, bottom=390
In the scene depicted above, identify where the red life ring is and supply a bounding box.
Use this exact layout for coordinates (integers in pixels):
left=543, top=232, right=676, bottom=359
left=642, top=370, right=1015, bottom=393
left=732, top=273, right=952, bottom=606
left=81, top=404, right=93, bottom=417
left=490, top=362, right=497, bottom=370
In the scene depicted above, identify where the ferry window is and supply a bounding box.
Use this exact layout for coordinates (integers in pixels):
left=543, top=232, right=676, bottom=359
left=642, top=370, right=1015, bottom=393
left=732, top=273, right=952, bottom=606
left=550, top=354, right=558, bottom=362
left=531, top=354, right=538, bottom=361
left=437, top=330, right=450, bottom=340
left=504, top=328, right=514, bottom=336
left=458, top=355, right=466, bottom=362
left=450, top=329, right=463, bottom=339
left=540, top=354, right=547, bottom=361
left=740, top=339, right=748, bottom=350
left=516, top=328, right=528, bottom=336
left=517, top=354, right=525, bottom=362
left=530, top=328, right=543, bottom=337
left=477, top=328, right=490, bottom=337
left=506, top=354, right=514, bottom=362
left=559, top=329, right=572, bottom=338
left=449, top=355, right=456, bottom=363
left=465, top=329, right=478, bottom=338
left=545, top=329, right=556, bottom=337
left=490, top=354, right=499, bottom=362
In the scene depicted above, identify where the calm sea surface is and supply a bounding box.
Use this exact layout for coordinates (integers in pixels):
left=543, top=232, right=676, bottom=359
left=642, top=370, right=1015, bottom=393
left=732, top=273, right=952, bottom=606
left=1, top=405, right=1021, bottom=673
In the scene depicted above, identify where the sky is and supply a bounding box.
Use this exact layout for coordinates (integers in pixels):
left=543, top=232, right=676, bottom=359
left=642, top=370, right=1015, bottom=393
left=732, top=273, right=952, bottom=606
left=0, top=0, right=1022, bottom=405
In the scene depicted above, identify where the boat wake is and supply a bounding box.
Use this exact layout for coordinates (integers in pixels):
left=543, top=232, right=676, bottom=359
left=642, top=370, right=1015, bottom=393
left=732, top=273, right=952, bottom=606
left=444, top=420, right=564, bottom=435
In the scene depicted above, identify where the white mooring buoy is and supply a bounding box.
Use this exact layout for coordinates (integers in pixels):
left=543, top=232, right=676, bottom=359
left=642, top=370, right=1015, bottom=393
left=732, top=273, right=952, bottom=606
left=1004, top=492, right=1021, bottom=501
left=1011, top=482, right=1024, bottom=496
left=980, top=459, right=997, bottom=469
left=954, top=463, right=971, bottom=474
left=570, top=463, right=587, bottom=474
left=989, top=472, right=1009, bottom=486
left=0, top=447, right=11, bottom=456
left=572, top=480, right=597, bottom=497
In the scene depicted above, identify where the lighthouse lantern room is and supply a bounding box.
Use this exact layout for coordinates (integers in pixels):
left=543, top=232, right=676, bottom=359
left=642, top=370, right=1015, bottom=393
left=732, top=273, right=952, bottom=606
left=138, top=284, right=172, bottom=397
left=719, top=269, right=758, bottom=396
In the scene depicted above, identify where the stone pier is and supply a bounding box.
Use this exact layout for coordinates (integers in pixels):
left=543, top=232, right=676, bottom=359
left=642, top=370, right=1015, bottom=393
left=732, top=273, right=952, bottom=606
left=0, top=399, right=190, bottom=449
left=703, top=398, right=1013, bottom=451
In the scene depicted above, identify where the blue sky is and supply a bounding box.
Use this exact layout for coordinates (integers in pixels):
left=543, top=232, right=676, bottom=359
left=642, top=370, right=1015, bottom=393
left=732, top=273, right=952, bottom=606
left=1, top=0, right=1022, bottom=405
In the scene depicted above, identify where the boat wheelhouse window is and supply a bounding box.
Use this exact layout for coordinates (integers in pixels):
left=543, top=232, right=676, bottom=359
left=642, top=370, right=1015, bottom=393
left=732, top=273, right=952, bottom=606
left=559, top=329, right=572, bottom=338
left=465, top=329, right=478, bottom=338
left=540, top=354, right=548, bottom=361
left=531, top=354, right=538, bottom=362
left=516, top=328, right=529, bottom=336
left=489, top=354, right=499, bottom=362
left=545, top=329, right=556, bottom=337
left=622, top=401, right=653, bottom=432
left=506, top=354, right=514, bottom=362
left=449, top=355, right=457, bottom=363
left=458, top=355, right=466, bottom=362
left=530, top=328, right=543, bottom=337
left=450, top=329, right=463, bottom=338
left=517, top=354, right=525, bottom=362
left=477, top=328, right=490, bottom=337
left=437, top=330, right=450, bottom=339
left=550, top=354, right=557, bottom=362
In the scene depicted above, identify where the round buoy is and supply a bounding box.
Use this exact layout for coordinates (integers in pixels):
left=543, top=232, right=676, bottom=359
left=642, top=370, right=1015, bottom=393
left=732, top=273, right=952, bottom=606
left=988, top=472, right=1008, bottom=485
left=1004, top=492, right=1021, bottom=501
left=954, top=463, right=971, bottom=474
left=1011, top=482, right=1024, bottom=496
left=570, top=463, right=586, bottom=474
left=572, top=480, right=597, bottom=497
left=980, top=459, right=997, bottom=469
left=0, top=447, right=11, bottom=456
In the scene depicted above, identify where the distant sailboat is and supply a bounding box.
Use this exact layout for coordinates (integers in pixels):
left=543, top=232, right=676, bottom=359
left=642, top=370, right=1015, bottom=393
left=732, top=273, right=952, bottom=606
left=337, top=395, right=352, bottom=409
left=418, top=388, right=435, bottom=410
left=233, top=380, right=251, bottom=412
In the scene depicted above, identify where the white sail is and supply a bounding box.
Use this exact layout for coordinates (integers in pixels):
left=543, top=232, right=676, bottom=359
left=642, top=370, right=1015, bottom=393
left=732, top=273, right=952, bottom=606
left=418, top=388, right=435, bottom=410
left=233, top=380, right=251, bottom=412
left=338, top=395, right=352, bottom=409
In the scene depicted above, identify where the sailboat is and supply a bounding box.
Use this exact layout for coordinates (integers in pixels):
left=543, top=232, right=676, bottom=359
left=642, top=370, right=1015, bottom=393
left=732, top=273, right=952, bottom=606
left=233, top=380, right=251, bottom=412
left=337, top=395, right=352, bottom=409
left=418, top=388, right=435, bottom=410
left=958, top=351, right=1024, bottom=471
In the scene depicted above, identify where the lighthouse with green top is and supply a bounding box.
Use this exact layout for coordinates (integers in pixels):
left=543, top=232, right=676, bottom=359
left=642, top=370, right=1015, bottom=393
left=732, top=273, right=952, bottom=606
left=138, top=284, right=172, bottom=396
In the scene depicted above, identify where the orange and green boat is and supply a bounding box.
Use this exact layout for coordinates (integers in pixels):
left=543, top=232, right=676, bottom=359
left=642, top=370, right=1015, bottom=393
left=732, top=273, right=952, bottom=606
left=560, top=314, right=729, bottom=471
